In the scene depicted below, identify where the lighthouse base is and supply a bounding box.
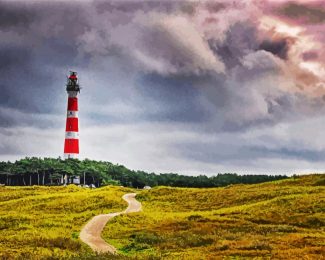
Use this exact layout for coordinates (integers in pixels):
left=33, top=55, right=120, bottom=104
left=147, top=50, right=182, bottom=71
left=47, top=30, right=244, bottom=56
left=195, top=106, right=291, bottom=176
left=64, top=153, right=78, bottom=159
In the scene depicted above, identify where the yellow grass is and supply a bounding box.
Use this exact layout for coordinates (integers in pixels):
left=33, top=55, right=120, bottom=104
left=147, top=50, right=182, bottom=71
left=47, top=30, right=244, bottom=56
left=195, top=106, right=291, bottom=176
left=0, top=185, right=134, bottom=259
left=102, top=174, right=325, bottom=259
left=0, top=175, right=324, bottom=259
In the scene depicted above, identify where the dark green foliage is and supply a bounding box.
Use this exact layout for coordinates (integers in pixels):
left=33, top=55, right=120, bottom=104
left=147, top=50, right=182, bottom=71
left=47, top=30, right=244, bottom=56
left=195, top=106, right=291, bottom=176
left=0, top=157, right=288, bottom=188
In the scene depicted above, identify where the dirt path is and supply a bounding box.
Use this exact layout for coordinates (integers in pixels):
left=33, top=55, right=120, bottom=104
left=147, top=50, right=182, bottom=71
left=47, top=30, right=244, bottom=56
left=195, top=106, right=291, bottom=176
left=80, top=193, right=142, bottom=254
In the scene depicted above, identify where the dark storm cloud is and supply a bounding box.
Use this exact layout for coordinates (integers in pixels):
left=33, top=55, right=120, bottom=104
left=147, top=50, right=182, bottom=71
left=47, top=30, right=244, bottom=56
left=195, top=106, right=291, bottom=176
left=250, top=147, right=325, bottom=162
left=302, top=51, right=319, bottom=61
left=178, top=141, right=325, bottom=166
left=0, top=2, right=36, bottom=29
left=0, top=0, right=325, bottom=174
left=0, top=107, right=60, bottom=128
left=0, top=45, right=30, bottom=72
left=0, top=45, right=42, bottom=112
left=0, top=44, right=63, bottom=114
left=94, top=1, right=179, bottom=14
left=210, top=22, right=259, bottom=69
left=279, top=2, right=325, bottom=24
left=0, top=0, right=322, bottom=129
left=0, top=1, right=92, bottom=121
left=205, top=1, right=227, bottom=13
left=136, top=73, right=216, bottom=123
left=259, top=39, right=289, bottom=60
left=0, top=0, right=204, bottom=127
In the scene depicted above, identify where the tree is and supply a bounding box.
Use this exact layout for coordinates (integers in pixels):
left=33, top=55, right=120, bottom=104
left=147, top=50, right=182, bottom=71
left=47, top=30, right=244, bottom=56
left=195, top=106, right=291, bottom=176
left=0, top=158, right=288, bottom=187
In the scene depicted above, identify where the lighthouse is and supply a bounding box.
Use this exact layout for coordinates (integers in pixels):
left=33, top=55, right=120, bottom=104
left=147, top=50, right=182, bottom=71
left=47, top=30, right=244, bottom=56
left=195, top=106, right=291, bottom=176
left=64, top=71, right=80, bottom=159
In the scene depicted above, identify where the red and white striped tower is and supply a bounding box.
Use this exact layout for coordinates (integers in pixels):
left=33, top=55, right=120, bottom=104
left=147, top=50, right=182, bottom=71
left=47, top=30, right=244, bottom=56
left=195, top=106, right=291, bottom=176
left=64, top=71, right=80, bottom=159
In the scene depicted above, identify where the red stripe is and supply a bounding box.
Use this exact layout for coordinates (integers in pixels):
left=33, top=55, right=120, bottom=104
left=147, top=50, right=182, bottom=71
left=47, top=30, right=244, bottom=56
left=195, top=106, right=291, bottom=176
left=64, top=139, right=79, bottom=153
left=68, top=97, right=78, bottom=111
left=65, top=117, right=79, bottom=132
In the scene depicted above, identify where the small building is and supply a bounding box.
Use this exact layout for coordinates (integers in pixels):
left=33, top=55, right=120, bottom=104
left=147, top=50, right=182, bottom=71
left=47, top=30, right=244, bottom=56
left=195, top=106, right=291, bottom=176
left=72, top=176, right=80, bottom=185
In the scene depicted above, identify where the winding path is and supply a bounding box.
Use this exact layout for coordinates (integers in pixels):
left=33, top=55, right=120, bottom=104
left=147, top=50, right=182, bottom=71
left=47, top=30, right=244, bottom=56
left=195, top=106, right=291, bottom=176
left=80, top=193, right=142, bottom=254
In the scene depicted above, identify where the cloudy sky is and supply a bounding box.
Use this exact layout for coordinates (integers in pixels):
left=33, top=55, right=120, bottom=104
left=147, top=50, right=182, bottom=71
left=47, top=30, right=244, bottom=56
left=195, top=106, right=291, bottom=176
left=0, top=0, right=325, bottom=175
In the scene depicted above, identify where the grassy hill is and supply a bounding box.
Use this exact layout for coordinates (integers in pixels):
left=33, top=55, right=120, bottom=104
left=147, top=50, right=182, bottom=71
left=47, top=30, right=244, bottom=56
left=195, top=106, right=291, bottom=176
left=0, top=185, right=134, bottom=259
left=103, top=174, right=325, bottom=259
left=0, top=174, right=324, bottom=259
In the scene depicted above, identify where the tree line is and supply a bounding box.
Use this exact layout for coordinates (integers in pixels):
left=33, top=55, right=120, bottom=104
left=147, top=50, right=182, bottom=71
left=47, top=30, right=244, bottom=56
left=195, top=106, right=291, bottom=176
left=0, top=157, right=288, bottom=188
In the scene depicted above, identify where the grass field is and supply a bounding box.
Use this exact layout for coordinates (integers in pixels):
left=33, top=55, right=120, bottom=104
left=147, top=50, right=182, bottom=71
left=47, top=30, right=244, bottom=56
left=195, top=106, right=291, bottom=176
left=0, top=185, right=134, bottom=259
left=0, top=175, right=324, bottom=259
left=103, top=174, right=325, bottom=259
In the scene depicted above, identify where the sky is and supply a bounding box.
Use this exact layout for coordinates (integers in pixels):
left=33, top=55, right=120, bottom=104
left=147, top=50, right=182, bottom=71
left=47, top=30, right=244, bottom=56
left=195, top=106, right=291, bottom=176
left=0, top=0, right=325, bottom=175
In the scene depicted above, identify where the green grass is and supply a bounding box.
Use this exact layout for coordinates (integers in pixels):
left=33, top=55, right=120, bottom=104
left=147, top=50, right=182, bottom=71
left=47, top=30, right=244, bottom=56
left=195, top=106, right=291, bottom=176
left=102, top=174, right=325, bottom=259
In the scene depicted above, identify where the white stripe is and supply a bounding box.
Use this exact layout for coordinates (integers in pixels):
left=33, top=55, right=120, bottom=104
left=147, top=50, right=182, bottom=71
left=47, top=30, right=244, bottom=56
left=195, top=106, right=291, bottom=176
left=65, top=131, right=79, bottom=139
left=64, top=153, right=78, bottom=159
left=68, top=91, right=78, bottom=97
left=67, top=111, right=78, bottom=118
